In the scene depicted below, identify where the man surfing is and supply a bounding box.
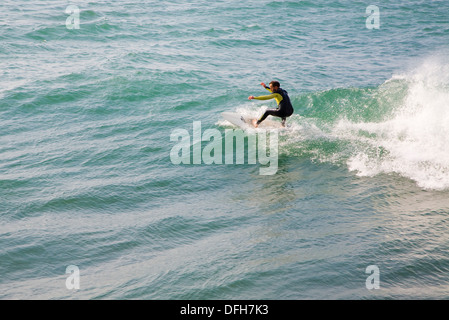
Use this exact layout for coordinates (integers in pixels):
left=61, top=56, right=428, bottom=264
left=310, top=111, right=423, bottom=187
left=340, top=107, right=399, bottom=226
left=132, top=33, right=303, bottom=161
left=248, top=81, right=294, bottom=128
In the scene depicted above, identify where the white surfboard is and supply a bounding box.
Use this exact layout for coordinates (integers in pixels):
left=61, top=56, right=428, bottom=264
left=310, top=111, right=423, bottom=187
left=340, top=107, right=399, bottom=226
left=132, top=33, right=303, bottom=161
left=221, top=112, right=284, bottom=129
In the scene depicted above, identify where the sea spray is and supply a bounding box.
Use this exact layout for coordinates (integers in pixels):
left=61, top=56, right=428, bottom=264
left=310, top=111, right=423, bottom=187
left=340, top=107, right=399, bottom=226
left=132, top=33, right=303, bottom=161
left=341, top=56, right=449, bottom=190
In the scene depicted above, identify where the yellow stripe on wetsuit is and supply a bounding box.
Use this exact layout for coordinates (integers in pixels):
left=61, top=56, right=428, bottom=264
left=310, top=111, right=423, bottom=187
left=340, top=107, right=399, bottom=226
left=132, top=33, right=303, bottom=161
left=253, top=86, right=283, bottom=105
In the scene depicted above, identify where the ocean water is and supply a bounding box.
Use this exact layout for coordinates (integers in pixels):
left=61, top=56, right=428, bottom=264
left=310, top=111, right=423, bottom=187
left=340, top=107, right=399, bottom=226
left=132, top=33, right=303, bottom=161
left=1, top=0, right=449, bottom=300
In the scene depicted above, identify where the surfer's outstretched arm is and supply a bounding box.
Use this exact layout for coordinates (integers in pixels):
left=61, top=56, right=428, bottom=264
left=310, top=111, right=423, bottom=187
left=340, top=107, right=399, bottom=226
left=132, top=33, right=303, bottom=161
left=250, top=93, right=283, bottom=105
left=261, top=82, right=272, bottom=93
left=248, top=82, right=282, bottom=102
left=252, top=93, right=279, bottom=100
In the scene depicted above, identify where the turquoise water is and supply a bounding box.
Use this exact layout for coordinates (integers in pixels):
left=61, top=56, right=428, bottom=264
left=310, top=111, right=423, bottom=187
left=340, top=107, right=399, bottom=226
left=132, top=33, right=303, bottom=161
left=1, top=0, right=449, bottom=299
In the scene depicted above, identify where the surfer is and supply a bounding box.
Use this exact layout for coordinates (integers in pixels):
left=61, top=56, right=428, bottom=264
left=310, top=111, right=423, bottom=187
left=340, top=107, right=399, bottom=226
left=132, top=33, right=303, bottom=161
left=248, top=81, right=294, bottom=128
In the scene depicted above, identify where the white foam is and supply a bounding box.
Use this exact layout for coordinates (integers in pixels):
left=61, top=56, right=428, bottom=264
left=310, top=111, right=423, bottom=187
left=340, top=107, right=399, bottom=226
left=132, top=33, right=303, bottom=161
left=337, top=55, right=449, bottom=190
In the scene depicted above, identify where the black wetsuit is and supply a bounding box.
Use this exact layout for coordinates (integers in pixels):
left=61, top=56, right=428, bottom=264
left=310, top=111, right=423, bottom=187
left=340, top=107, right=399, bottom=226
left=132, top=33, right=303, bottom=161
left=254, top=87, right=294, bottom=124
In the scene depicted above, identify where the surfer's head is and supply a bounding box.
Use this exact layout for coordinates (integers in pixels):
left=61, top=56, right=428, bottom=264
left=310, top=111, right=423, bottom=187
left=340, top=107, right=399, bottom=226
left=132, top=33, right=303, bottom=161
left=269, top=81, right=280, bottom=92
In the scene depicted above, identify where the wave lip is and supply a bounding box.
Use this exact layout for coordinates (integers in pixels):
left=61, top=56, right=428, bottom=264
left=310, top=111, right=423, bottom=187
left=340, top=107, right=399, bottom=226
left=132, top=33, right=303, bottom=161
left=342, top=56, right=449, bottom=190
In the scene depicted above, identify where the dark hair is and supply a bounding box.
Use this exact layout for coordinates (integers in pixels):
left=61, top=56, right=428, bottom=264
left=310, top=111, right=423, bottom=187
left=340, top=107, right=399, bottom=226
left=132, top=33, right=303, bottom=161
left=270, top=81, right=280, bottom=88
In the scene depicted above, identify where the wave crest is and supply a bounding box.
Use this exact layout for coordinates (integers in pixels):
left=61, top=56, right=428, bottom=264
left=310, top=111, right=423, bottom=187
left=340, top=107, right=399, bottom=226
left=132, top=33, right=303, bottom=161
left=338, top=56, right=449, bottom=190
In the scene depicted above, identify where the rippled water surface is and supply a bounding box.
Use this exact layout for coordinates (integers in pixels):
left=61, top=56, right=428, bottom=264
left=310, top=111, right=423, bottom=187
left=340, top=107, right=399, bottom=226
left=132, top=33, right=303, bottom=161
left=1, top=0, right=449, bottom=299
